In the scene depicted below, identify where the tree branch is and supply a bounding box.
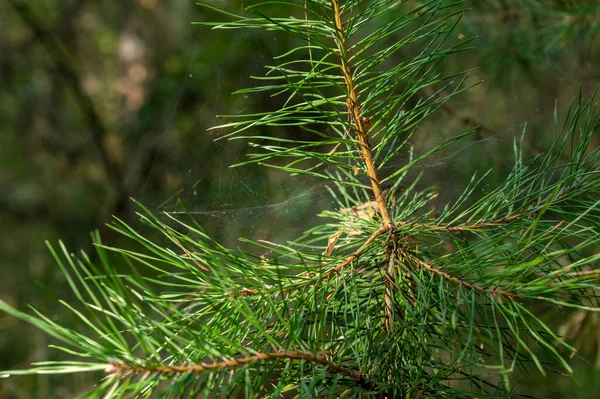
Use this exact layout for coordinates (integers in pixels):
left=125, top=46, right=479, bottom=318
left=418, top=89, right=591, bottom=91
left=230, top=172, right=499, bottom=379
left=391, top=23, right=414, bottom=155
left=411, top=214, right=524, bottom=233
left=106, top=350, right=373, bottom=390
left=324, top=224, right=392, bottom=278
left=383, top=244, right=398, bottom=333
left=331, top=0, right=392, bottom=227
left=401, top=250, right=520, bottom=300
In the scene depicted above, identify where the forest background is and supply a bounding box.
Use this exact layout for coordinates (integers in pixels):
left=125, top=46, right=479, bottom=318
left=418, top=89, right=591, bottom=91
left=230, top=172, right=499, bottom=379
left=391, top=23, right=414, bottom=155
left=1, top=0, right=599, bottom=398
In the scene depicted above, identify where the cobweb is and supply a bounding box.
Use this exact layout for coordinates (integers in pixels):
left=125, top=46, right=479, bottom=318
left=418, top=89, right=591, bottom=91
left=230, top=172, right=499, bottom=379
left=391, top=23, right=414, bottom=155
left=133, top=111, right=559, bottom=248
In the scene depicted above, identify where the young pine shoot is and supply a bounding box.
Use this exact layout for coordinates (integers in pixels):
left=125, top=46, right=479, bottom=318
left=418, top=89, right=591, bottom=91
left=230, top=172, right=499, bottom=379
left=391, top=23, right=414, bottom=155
left=2, top=1, right=600, bottom=397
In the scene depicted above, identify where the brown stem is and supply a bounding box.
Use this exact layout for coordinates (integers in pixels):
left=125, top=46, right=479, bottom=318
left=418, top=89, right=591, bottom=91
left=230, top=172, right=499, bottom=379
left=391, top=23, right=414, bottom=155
left=237, top=215, right=522, bottom=297
left=165, top=227, right=209, bottom=272
left=235, top=226, right=393, bottom=296
left=401, top=251, right=520, bottom=300
left=106, top=350, right=372, bottom=389
left=304, top=0, right=313, bottom=62
left=397, top=174, right=585, bottom=234
left=238, top=174, right=581, bottom=297
left=383, top=245, right=397, bottom=332
left=235, top=210, right=559, bottom=297
left=331, top=0, right=392, bottom=227
left=324, top=224, right=392, bottom=278
left=412, top=214, right=524, bottom=233
left=567, top=269, right=600, bottom=278
left=546, top=266, right=600, bottom=281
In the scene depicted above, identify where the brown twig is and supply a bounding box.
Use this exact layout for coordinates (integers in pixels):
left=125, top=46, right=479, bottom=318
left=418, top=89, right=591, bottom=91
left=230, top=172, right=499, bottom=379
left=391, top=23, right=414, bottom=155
left=547, top=266, right=600, bottom=281
left=106, top=350, right=373, bottom=390
left=401, top=250, right=520, bottom=300
left=567, top=269, right=600, bottom=278
left=564, top=13, right=600, bottom=23
left=236, top=172, right=582, bottom=297
left=383, top=244, right=397, bottom=333
left=165, top=228, right=209, bottom=272
left=397, top=174, right=585, bottom=234
left=323, top=224, right=393, bottom=278
left=304, top=0, right=313, bottom=63
left=238, top=214, right=522, bottom=296
left=331, top=0, right=392, bottom=227
left=234, top=209, right=563, bottom=298
left=233, top=225, right=394, bottom=297
left=420, top=214, right=524, bottom=233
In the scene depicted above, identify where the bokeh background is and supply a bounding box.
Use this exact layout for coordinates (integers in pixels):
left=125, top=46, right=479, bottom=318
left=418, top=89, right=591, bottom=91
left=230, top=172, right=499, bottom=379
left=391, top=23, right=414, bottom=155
left=1, top=1, right=599, bottom=397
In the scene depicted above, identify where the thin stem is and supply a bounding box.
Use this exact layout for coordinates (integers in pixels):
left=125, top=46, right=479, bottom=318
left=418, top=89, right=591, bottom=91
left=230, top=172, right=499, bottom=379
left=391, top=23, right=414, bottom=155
left=165, top=227, right=209, bottom=272
left=106, top=350, right=373, bottom=389
left=413, top=214, right=523, bottom=233
left=233, top=211, right=545, bottom=297
left=401, top=251, right=520, bottom=300
left=331, top=0, right=392, bottom=227
left=383, top=244, right=397, bottom=333
left=236, top=226, right=392, bottom=296
left=304, top=0, right=313, bottom=62
left=324, top=224, right=392, bottom=278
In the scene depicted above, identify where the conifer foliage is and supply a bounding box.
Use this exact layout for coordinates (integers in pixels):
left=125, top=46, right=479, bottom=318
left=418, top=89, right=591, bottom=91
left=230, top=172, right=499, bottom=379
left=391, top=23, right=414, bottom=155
left=2, top=0, right=600, bottom=397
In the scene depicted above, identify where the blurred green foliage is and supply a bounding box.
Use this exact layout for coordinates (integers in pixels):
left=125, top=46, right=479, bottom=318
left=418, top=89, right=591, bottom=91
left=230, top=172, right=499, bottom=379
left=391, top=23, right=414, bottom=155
left=0, top=0, right=599, bottom=397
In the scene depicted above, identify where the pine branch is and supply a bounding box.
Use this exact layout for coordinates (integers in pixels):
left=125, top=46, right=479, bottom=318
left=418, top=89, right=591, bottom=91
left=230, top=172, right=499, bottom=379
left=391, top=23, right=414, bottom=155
left=330, top=0, right=393, bottom=226
left=401, top=250, right=521, bottom=300
left=105, top=350, right=374, bottom=390
left=324, top=224, right=391, bottom=277
left=398, top=214, right=524, bottom=232
left=383, top=241, right=399, bottom=332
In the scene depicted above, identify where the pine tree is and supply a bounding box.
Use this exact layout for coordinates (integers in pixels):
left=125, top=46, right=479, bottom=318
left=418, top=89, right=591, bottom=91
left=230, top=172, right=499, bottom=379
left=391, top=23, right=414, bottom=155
left=2, top=0, right=600, bottom=397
